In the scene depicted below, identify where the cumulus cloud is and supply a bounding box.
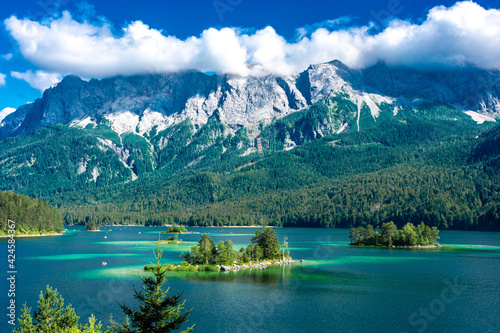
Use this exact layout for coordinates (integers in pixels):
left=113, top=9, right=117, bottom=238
left=0, top=73, right=6, bottom=86
left=2, top=53, right=13, bottom=60
left=0, top=107, right=16, bottom=123
left=4, top=1, right=500, bottom=92
left=295, top=16, right=354, bottom=40
left=10, top=70, right=62, bottom=92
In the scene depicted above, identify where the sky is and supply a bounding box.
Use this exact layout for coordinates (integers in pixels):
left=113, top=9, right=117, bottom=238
left=0, top=0, right=499, bottom=112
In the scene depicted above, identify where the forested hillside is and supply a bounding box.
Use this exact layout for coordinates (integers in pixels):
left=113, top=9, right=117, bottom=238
left=0, top=191, right=65, bottom=235
left=1, top=86, right=500, bottom=231
left=53, top=111, right=500, bottom=231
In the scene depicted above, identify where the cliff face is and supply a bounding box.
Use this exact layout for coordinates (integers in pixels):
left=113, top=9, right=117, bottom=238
left=1, top=60, right=499, bottom=141
left=0, top=71, right=304, bottom=140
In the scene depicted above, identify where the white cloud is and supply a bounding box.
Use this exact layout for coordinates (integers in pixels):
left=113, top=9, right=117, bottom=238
left=294, top=16, right=354, bottom=40
left=2, top=53, right=13, bottom=61
left=4, top=1, right=500, bottom=86
left=0, top=107, right=16, bottom=123
left=10, top=70, right=62, bottom=92
left=0, top=73, right=6, bottom=86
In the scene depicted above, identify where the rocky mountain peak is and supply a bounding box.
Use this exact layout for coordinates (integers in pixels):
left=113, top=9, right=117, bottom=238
left=1, top=60, right=499, bottom=141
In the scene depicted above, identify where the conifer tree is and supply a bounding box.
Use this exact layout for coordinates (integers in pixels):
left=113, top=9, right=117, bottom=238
left=115, top=236, right=194, bottom=333
left=13, top=286, right=80, bottom=333
left=251, top=228, right=281, bottom=259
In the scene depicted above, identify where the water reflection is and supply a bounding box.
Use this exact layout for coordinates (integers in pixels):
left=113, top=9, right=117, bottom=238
left=165, top=264, right=294, bottom=284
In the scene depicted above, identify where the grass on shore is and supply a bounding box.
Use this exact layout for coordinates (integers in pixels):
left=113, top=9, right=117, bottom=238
left=144, top=263, right=220, bottom=272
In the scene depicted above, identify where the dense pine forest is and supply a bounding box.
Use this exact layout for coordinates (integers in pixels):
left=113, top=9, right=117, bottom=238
left=0, top=191, right=65, bottom=235
left=55, top=110, right=500, bottom=231
left=1, top=97, right=500, bottom=231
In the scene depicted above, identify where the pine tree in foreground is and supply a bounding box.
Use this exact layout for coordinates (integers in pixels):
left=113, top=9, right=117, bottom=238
left=113, top=235, right=194, bottom=333
left=13, top=286, right=102, bottom=333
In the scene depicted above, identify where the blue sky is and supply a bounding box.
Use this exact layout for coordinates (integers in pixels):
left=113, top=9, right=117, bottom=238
left=0, top=0, right=499, bottom=112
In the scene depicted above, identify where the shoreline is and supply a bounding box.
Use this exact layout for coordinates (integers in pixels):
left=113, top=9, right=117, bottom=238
left=0, top=231, right=65, bottom=238
left=199, top=225, right=276, bottom=228
left=82, top=225, right=275, bottom=228
left=146, top=258, right=296, bottom=273
left=350, top=244, right=442, bottom=249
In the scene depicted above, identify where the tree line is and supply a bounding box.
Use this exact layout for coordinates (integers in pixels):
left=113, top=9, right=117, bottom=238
left=5, top=100, right=500, bottom=232
left=0, top=190, right=64, bottom=235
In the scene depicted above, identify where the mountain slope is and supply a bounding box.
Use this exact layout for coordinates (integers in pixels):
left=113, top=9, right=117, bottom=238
left=1, top=60, right=500, bottom=230
left=54, top=117, right=499, bottom=231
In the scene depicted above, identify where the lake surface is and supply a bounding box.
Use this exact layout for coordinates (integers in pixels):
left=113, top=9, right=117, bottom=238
left=1, top=227, right=499, bottom=332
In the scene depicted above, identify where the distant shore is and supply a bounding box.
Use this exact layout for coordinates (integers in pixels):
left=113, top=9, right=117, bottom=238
left=89, top=225, right=275, bottom=228
left=203, top=225, right=276, bottom=228
left=0, top=231, right=65, bottom=238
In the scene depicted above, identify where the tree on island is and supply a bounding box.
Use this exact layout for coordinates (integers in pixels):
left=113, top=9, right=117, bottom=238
left=251, top=227, right=281, bottom=259
left=167, top=225, right=188, bottom=233
left=85, top=221, right=100, bottom=231
left=180, top=228, right=288, bottom=266
left=349, top=222, right=439, bottom=247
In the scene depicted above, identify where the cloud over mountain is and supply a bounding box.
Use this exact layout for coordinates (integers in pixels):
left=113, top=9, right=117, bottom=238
left=4, top=1, right=500, bottom=91
left=10, top=70, right=62, bottom=92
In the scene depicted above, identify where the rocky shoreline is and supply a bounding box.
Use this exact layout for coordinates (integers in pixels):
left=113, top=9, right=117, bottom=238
left=392, top=244, right=442, bottom=248
left=219, top=258, right=295, bottom=272
left=151, top=258, right=299, bottom=273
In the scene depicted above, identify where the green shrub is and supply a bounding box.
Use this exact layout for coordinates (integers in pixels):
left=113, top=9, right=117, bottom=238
left=198, top=265, right=219, bottom=272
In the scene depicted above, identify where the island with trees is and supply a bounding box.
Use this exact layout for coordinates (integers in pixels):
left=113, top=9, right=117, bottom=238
left=156, top=229, right=185, bottom=244
left=349, top=222, right=440, bottom=248
left=167, top=224, right=189, bottom=233
left=85, top=220, right=100, bottom=231
left=145, top=227, right=292, bottom=273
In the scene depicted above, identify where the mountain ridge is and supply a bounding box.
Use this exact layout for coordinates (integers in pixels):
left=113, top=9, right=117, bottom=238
left=2, top=60, right=499, bottom=142
left=1, top=60, right=500, bottom=229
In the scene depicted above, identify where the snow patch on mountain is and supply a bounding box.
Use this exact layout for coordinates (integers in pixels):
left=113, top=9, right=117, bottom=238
left=97, top=137, right=138, bottom=181
left=240, top=147, right=256, bottom=156
left=352, top=92, right=395, bottom=119
left=336, top=123, right=349, bottom=134
left=137, top=109, right=173, bottom=135
left=70, top=117, right=97, bottom=129
left=464, top=111, right=497, bottom=124
left=105, top=111, right=140, bottom=135
left=98, top=138, right=128, bottom=161
left=91, top=167, right=99, bottom=182
left=78, top=161, right=87, bottom=174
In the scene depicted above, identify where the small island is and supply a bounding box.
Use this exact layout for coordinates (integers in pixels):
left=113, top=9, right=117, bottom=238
left=145, top=227, right=292, bottom=272
left=167, top=224, right=189, bottom=233
left=157, top=230, right=184, bottom=244
left=85, top=221, right=100, bottom=231
left=349, top=222, right=440, bottom=247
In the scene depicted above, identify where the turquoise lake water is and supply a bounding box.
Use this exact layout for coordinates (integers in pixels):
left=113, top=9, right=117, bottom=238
left=1, top=226, right=499, bottom=332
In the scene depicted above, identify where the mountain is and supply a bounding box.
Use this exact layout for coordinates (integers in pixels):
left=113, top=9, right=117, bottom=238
left=1, top=60, right=500, bottom=230
left=2, top=60, right=499, bottom=141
